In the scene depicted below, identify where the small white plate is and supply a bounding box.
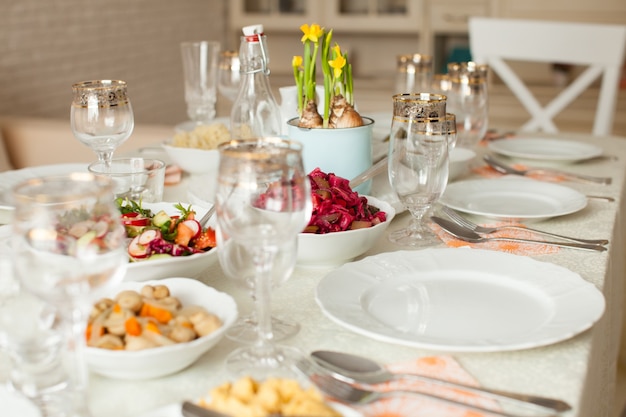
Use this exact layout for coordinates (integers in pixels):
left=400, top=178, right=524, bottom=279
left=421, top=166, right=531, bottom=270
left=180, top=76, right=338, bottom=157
left=487, top=137, right=603, bottom=162
left=439, top=177, right=587, bottom=221
left=316, top=248, right=605, bottom=352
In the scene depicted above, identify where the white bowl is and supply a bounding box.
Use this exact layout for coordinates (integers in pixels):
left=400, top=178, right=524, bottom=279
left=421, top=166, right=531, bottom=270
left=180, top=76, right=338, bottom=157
left=124, top=202, right=218, bottom=282
left=449, top=147, right=476, bottom=181
left=297, top=196, right=396, bottom=268
left=162, top=143, right=219, bottom=176
left=85, top=277, right=238, bottom=380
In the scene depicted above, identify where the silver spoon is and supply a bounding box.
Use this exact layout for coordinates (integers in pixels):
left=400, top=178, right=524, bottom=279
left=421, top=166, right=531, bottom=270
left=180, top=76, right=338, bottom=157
left=311, top=350, right=572, bottom=413
left=431, top=216, right=607, bottom=252
left=349, top=155, right=388, bottom=190
left=198, top=205, right=216, bottom=228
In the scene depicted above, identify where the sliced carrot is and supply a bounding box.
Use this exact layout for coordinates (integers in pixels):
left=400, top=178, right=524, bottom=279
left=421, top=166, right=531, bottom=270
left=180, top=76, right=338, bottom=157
left=112, top=303, right=122, bottom=313
left=139, top=302, right=174, bottom=324
left=139, top=303, right=151, bottom=318
left=85, top=322, right=105, bottom=343
left=145, top=321, right=161, bottom=334
left=124, top=316, right=142, bottom=336
left=175, top=222, right=195, bottom=246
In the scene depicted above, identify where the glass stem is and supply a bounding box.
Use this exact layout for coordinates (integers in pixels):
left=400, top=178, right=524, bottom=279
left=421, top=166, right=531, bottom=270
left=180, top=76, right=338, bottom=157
left=97, top=151, right=113, bottom=168
left=63, top=304, right=91, bottom=414
left=407, top=205, right=430, bottom=232
left=251, top=247, right=277, bottom=350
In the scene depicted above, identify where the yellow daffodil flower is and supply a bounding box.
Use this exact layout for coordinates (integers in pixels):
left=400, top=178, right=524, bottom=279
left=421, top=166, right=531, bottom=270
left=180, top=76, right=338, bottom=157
left=300, top=23, right=323, bottom=43
left=292, top=55, right=303, bottom=68
left=328, top=54, right=346, bottom=79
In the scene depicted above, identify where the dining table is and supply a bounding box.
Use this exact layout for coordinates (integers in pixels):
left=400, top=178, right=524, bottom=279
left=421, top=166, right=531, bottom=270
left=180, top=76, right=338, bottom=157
left=63, top=121, right=625, bottom=417
left=0, top=76, right=624, bottom=416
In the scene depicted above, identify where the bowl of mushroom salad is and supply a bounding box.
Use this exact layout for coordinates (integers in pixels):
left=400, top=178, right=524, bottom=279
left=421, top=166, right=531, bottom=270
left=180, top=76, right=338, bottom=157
left=84, top=278, right=238, bottom=380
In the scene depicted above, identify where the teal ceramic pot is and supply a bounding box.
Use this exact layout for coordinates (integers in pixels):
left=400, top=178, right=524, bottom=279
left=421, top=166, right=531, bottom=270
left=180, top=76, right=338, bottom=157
left=286, top=117, right=374, bottom=194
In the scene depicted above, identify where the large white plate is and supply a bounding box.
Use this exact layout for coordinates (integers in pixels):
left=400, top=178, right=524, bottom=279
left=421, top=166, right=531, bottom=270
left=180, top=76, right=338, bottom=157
left=137, top=401, right=361, bottom=417
left=316, top=248, right=605, bottom=352
left=487, top=137, right=603, bottom=162
left=0, top=163, right=88, bottom=210
left=0, top=386, right=41, bottom=417
left=439, top=177, right=587, bottom=221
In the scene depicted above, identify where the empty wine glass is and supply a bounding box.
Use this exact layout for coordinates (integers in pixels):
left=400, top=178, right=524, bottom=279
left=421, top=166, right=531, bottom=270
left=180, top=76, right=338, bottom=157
left=217, top=234, right=300, bottom=343
left=447, top=62, right=489, bottom=148
left=70, top=80, right=134, bottom=167
left=217, top=50, right=241, bottom=103
left=11, top=173, right=127, bottom=416
left=388, top=94, right=450, bottom=247
left=215, top=137, right=311, bottom=378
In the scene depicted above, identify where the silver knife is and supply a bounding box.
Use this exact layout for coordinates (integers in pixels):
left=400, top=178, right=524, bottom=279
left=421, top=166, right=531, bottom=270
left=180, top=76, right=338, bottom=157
left=182, top=401, right=230, bottom=417
left=181, top=401, right=299, bottom=417
left=484, top=154, right=612, bottom=185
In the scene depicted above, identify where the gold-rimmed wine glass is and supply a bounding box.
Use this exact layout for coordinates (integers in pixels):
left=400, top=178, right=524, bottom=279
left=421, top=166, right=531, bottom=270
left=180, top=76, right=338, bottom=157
left=388, top=93, right=451, bottom=247
left=70, top=80, right=134, bottom=167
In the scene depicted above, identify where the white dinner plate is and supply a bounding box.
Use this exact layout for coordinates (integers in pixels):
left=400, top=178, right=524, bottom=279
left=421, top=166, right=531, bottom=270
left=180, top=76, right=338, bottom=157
left=0, top=163, right=88, bottom=210
left=0, top=386, right=42, bottom=417
left=137, top=401, right=361, bottom=417
left=439, top=177, right=587, bottom=221
left=487, top=137, right=604, bottom=162
left=316, top=248, right=605, bottom=352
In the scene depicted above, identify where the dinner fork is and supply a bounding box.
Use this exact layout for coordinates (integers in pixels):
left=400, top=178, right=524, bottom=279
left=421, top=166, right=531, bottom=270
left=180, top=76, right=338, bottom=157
left=442, top=206, right=609, bottom=246
left=295, top=359, right=555, bottom=417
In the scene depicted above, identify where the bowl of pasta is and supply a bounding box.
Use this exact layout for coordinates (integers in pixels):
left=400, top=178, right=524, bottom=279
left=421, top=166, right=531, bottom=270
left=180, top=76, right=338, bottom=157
left=162, top=119, right=230, bottom=175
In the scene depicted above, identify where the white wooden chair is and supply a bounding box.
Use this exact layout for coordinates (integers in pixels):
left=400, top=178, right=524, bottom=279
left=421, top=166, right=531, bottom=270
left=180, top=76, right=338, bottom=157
left=468, top=17, right=626, bottom=136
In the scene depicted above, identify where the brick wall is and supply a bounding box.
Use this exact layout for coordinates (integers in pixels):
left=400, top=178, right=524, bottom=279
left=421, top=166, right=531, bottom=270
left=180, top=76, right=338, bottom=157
left=0, top=0, right=227, bottom=126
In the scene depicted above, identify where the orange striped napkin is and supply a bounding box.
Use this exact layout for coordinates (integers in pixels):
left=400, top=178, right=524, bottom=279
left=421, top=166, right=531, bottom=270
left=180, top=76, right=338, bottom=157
left=473, top=164, right=568, bottom=183
left=349, top=356, right=499, bottom=417
left=430, top=222, right=560, bottom=255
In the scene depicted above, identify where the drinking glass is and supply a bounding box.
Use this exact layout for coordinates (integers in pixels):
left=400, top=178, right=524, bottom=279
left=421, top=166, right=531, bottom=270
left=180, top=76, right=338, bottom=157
left=70, top=80, right=134, bottom=167
left=395, top=53, right=433, bottom=94
left=217, top=50, right=241, bottom=103
left=447, top=62, right=489, bottom=148
left=181, top=40, right=221, bottom=124
left=217, top=235, right=300, bottom=343
left=388, top=94, right=450, bottom=247
left=11, top=173, right=127, bottom=416
left=215, top=137, right=311, bottom=378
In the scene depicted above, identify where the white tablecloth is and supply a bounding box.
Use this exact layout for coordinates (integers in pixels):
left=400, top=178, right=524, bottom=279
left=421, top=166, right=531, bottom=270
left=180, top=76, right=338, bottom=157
left=78, top=130, right=626, bottom=417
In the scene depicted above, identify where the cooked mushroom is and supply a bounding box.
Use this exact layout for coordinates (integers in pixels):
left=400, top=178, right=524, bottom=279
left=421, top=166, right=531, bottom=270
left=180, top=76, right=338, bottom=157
left=93, top=334, right=124, bottom=350
left=89, top=298, right=114, bottom=321
left=125, top=334, right=159, bottom=351
left=168, top=323, right=197, bottom=343
left=115, top=290, right=143, bottom=313
left=140, top=284, right=170, bottom=300
left=104, top=306, right=133, bottom=336
left=190, top=310, right=222, bottom=337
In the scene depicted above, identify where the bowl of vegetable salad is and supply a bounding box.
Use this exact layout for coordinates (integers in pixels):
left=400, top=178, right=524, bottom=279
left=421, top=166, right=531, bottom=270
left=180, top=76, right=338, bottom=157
left=120, top=201, right=219, bottom=281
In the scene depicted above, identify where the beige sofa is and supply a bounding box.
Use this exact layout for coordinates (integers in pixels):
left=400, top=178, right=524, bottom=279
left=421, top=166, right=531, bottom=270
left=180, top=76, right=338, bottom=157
left=0, top=116, right=174, bottom=171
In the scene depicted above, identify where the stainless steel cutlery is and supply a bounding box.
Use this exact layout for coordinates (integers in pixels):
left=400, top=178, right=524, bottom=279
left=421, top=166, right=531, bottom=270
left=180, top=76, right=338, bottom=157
left=484, top=154, right=612, bottom=185
left=432, top=215, right=607, bottom=252
left=442, top=206, right=608, bottom=246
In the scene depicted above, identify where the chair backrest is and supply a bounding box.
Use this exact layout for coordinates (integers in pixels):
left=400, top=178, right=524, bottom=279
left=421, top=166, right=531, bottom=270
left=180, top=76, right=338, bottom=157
left=468, top=17, right=626, bottom=136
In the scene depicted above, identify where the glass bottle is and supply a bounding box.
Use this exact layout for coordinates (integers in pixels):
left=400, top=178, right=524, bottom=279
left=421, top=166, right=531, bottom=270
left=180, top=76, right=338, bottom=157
left=230, top=24, right=282, bottom=139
